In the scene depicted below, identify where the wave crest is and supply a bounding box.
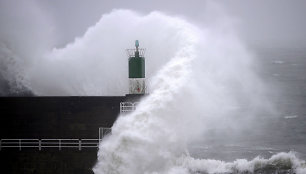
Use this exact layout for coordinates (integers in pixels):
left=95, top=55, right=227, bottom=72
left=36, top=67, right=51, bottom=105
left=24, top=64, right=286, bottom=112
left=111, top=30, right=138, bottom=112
left=180, top=152, right=305, bottom=174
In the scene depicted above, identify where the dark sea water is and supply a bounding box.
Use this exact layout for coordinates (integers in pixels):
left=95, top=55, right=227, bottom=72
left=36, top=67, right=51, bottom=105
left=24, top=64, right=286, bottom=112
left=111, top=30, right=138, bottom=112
left=255, top=46, right=306, bottom=159
left=186, top=47, right=306, bottom=173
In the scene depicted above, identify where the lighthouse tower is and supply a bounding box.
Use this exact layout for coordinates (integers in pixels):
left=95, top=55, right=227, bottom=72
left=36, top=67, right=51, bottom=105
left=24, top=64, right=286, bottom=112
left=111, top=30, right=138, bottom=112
left=126, top=40, right=146, bottom=94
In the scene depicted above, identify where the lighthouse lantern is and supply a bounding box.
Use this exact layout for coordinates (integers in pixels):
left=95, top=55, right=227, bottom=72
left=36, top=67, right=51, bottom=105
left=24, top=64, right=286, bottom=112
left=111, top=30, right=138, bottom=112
left=126, top=40, right=146, bottom=94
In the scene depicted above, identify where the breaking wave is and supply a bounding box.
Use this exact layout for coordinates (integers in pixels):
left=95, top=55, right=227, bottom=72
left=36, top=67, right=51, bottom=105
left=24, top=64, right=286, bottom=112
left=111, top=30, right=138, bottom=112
left=92, top=10, right=305, bottom=174
left=180, top=152, right=306, bottom=174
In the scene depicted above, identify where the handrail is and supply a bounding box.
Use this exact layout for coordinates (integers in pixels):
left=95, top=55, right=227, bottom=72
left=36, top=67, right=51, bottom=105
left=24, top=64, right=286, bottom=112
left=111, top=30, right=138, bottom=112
left=120, top=102, right=139, bottom=112
left=99, top=127, right=111, bottom=142
left=2, top=139, right=39, bottom=140
left=126, top=48, right=146, bottom=57
left=0, top=127, right=112, bottom=151
left=0, top=139, right=100, bottom=151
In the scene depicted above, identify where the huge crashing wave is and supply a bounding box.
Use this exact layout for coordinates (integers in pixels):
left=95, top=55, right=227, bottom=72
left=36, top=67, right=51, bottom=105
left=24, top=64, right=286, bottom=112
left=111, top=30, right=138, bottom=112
left=90, top=10, right=306, bottom=174
left=0, top=6, right=305, bottom=174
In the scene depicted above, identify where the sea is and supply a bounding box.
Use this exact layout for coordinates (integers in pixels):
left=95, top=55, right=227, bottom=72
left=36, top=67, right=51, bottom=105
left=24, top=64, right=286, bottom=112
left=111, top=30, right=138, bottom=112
left=187, top=46, right=306, bottom=173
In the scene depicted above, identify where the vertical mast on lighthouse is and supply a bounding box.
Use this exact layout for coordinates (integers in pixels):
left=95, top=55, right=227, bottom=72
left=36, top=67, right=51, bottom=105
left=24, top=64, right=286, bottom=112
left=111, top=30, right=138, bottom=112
left=126, top=40, right=146, bottom=94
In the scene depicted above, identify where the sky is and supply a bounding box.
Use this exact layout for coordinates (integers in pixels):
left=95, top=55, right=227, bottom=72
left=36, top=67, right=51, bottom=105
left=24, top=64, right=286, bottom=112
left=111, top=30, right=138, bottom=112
left=1, top=0, right=306, bottom=48
left=37, top=0, right=306, bottom=48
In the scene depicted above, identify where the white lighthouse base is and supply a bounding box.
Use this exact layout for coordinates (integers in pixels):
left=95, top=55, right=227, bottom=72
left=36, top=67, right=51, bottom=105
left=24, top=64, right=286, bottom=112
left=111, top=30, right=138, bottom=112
left=129, top=78, right=146, bottom=94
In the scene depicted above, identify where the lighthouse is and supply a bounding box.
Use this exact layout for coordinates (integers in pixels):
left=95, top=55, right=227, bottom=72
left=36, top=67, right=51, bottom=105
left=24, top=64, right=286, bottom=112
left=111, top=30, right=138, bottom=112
left=127, top=40, right=146, bottom=94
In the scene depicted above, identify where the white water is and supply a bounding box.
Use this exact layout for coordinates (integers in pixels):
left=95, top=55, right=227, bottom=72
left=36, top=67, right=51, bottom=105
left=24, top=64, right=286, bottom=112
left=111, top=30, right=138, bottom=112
left=90, top=10, right=305, bottom=174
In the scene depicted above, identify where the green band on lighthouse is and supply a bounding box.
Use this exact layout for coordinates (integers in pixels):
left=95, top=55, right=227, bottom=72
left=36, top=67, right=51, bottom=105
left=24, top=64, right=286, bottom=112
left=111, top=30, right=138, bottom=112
left=129, top=56, right=145, bottom=78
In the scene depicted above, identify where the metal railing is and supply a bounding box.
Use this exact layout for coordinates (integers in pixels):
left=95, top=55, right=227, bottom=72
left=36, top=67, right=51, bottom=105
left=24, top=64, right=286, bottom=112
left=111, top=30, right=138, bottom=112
left=120, top=102, right=138, bottom=113
left=0, top=127, right=112, bottom=151
left=126, top=48, right=146, bottom=57
left=0, top=139, right=98, bottom=151
left=99, top=127, right=111, bottom=142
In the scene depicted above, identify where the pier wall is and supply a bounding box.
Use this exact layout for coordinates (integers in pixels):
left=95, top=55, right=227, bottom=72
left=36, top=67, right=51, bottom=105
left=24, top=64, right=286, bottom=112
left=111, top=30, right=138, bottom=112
left=0, top=96, right=132, bottom=174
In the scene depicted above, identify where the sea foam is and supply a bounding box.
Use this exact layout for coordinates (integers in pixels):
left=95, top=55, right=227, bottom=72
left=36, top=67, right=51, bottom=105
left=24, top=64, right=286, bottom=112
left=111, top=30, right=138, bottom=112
left=91, top=10, right=306, bottom=174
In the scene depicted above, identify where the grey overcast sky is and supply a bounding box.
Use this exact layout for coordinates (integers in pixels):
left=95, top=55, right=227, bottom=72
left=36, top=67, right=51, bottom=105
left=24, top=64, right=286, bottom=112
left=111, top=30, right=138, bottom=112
left=34, top=0, right=306, bottom=48
left=1, top=0, right=306, bottom=48
left=40, top=0, right=306, bottom=47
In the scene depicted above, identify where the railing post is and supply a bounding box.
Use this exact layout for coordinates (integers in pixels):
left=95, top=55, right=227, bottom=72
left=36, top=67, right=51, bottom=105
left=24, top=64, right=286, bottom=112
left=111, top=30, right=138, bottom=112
left=19, top=139, right=21, bottom=151
left=102, top=128, right=104, bottom=139
left=59, top=139, right=61, bottom=151
left=39, top=140, right=41, bottom=151
left=120, top=103, right=122, bottom=113
left=79, top=140, right=81, bottom=151
left=99, top=128, right=101, bottom=142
